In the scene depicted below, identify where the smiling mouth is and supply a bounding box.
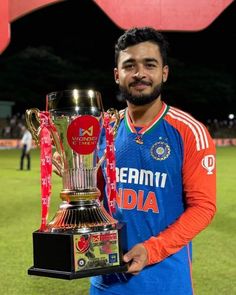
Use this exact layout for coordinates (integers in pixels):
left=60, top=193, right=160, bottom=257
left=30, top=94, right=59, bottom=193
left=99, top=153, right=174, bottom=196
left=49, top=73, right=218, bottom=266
left=130, top=81, right=151, bottom=89
left=130, top=82, right=151, bottom=91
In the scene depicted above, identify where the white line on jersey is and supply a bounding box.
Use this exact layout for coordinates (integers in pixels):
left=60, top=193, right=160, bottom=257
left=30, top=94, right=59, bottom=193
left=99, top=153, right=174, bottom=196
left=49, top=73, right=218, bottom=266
left=168, top=107, right=209, bottom=151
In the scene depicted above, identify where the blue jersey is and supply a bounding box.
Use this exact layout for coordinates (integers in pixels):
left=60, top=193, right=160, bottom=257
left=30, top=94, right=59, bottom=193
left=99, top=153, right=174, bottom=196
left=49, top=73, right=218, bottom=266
left=91, top=102, right=216, bottom=295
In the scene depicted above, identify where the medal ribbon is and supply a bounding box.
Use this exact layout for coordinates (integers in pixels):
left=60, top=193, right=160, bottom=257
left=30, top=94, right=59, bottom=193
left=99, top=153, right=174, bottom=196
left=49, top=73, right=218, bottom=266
left=104, top=113, right=116, bottom=214
left=39, top=112, right=52, bottom=232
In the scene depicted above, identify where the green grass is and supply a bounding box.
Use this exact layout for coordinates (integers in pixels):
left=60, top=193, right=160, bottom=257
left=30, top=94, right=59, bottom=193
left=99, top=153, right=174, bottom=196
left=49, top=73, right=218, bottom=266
left=0, top=149, right=89, bottom=295
left=0, top=147, right=235, bottom=294
left=193, top=147, right=236, bottom=294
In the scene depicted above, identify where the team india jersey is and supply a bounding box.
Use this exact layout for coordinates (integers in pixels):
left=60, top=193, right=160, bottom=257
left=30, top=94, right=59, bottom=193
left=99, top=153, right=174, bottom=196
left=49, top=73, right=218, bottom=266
left=91, top=102, right=216, bottom=295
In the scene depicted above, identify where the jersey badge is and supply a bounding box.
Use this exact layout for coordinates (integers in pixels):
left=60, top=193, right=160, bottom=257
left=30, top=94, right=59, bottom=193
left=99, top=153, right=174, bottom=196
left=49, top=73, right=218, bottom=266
left=202, top=155, right=215, bottom=174
left=151, top=141, right=171, bottom=161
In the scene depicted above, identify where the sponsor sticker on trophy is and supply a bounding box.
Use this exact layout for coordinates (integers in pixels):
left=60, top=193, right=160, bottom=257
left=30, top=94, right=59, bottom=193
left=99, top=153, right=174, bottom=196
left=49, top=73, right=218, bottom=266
left=67, top=115, right=100, bottom=154
left=73, top=230, right=120, bottom=271
left=26, top=89, right=127, bottom=280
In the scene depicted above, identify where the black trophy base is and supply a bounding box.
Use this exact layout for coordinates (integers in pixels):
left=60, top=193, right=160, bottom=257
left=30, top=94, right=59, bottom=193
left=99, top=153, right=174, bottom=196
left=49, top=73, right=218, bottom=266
left=28, top=264, right=128, bottom=280
left=28, top=224, right=128, bottom=280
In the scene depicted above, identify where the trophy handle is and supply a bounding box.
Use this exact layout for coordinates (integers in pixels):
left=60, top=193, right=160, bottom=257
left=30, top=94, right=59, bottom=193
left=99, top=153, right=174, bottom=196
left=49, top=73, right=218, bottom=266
left=25, top=108, right=41, bottom=145
left=52, top=151, right=63, bottom=177
left=97, top=108, right=120, bottom=169
left=106, top=108, right=120, bottom=138
left=25, top=108, right=63, bottom=176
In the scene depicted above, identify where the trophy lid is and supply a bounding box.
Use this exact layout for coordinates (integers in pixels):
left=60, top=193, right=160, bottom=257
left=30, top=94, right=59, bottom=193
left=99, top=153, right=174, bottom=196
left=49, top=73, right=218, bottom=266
left=47, top=89, right=104, bottom=114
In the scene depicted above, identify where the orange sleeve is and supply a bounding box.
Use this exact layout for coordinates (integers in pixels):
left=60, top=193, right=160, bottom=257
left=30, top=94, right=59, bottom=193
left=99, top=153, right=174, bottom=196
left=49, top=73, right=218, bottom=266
left=143, top=114, right=216, bottom=265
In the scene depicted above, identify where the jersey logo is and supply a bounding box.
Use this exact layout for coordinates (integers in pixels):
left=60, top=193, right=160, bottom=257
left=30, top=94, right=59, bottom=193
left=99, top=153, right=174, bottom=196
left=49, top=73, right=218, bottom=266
left=116, top=188, right=159, bottom=213
left=202, top=155, right=215, bottom=174
left=151, top=141, right=170, bottom=161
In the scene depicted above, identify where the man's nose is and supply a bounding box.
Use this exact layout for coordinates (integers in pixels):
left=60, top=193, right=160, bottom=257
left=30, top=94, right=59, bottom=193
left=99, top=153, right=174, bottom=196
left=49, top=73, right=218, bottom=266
left=133, top=65, right=146, bottom=78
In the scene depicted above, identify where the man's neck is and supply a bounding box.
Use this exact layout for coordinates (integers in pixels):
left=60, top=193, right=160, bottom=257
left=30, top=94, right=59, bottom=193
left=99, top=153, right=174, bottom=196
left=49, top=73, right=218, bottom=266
left=127, top=98, right=163, bottom=126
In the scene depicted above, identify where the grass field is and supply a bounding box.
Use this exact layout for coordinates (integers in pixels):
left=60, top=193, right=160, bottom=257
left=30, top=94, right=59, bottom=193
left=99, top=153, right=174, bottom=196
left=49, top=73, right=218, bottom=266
left=0, top=147, right=235, bottom=295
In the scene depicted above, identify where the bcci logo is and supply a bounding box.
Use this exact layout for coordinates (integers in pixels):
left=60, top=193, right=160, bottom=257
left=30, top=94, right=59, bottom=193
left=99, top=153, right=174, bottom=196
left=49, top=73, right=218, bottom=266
left=151, top=141, right=171, bottom=161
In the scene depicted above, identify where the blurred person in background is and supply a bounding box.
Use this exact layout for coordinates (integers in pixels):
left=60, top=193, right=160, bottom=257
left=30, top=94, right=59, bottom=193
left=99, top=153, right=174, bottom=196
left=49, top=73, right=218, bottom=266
left=19, top=126, right=32, bottom=170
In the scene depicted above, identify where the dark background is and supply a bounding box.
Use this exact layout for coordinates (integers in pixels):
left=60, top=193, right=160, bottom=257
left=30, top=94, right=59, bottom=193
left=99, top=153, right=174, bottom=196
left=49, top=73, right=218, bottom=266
left=0, top=0, right=235, bottom=122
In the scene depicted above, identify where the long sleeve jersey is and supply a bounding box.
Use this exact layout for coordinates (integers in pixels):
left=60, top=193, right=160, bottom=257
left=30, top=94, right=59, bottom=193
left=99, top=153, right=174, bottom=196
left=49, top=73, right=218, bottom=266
left=91, top=102, right=216, bottom=295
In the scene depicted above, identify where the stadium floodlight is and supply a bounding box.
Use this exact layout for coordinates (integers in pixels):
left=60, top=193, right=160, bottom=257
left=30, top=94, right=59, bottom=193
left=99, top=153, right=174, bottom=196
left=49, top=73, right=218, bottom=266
left=228, top=114, right=235, bottom=120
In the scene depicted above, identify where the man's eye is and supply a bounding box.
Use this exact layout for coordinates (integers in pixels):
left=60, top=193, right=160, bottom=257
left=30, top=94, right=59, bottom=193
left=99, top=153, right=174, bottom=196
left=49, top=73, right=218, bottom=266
left=124, top=64, right=134, bottom=69
left=146, top=63, right=156, bottom=68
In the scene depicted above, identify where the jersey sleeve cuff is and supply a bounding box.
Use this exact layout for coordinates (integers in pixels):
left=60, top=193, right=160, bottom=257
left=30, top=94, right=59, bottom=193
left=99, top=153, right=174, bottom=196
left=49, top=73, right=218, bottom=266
left=143, top=237, right=169, bottom=265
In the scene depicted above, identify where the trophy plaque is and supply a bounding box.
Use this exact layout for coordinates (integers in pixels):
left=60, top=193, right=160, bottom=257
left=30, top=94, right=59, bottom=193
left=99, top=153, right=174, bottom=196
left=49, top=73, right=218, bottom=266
left=26, top=89, right=127, bottom=280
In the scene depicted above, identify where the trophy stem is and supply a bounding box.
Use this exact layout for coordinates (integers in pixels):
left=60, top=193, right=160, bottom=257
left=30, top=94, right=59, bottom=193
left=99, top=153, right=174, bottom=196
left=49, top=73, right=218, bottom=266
left=60, top=189, right=100, bottom=202
left=47, top=199, right=117, bottom=233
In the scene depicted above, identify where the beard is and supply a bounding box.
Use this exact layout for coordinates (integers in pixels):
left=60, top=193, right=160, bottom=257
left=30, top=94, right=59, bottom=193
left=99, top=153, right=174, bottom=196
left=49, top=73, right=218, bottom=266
left=118, top=82, right=163, bottom=106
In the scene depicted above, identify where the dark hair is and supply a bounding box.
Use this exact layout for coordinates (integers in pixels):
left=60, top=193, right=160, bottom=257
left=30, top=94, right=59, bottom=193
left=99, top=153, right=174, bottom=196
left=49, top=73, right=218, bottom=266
left=115, top=27, right=169, bottom=66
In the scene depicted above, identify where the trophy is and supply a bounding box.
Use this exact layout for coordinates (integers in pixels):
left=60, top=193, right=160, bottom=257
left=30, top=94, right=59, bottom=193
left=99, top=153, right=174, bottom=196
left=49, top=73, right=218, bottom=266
left=26, top=89, right=127, bottom=279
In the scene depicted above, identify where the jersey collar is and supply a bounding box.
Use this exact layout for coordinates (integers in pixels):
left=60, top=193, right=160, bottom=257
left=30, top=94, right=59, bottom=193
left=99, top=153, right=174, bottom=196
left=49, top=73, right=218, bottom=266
left=125, top=102, right=169, bottom=135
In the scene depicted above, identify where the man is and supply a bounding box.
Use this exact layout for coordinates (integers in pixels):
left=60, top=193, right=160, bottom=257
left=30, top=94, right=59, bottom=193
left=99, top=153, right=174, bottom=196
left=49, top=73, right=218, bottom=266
left=19, top=125, right=32, bottom=170
left=90, top=27, right=216, bottom=294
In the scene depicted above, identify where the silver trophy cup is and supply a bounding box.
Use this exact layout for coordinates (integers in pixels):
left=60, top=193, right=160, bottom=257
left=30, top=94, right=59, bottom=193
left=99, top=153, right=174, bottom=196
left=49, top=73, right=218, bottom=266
left=26, top=89, right=127, bottom=279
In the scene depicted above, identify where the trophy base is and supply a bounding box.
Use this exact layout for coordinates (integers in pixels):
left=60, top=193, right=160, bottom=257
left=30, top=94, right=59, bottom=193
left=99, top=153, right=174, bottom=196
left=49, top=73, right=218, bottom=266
left=28, top=264, right=128, bottom=280
left=28, top=224, right=128, bottom=280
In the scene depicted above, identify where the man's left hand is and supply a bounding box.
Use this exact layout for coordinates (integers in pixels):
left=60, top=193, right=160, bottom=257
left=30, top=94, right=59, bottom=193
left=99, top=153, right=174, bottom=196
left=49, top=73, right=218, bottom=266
left=123, top=243, right=148, bottom=275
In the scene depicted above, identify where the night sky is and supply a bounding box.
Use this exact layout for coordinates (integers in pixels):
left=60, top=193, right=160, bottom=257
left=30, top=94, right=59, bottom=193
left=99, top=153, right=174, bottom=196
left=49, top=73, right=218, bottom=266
left=1, top=0, right=236, bottom=121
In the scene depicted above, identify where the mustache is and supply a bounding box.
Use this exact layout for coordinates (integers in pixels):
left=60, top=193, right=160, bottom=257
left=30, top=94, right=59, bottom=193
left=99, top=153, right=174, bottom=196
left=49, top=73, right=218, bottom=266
left=129, top=79, right=152, bottom=87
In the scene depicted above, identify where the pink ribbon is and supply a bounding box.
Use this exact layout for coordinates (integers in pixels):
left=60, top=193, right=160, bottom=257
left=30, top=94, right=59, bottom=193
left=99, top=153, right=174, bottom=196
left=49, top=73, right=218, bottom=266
left=104, top=113, right=116, bottom=214
left=39, top=112, right=52, bottom=231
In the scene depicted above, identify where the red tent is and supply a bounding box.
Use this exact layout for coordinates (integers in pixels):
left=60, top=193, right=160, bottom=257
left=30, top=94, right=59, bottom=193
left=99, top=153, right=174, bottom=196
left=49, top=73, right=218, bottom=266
left=0, top=0, right=234, bottom=53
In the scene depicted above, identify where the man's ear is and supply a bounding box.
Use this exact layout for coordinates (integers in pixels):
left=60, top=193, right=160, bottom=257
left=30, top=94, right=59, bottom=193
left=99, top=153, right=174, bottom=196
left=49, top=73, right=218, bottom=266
left=162, top=65, right=169, bottom=83
left=114, top=68, right=119, bottom=84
